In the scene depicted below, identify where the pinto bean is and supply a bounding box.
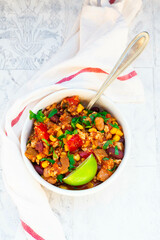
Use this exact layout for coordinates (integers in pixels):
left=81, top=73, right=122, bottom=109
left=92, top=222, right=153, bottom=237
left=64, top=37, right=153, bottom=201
left=95, top=117, right=104, bottom=131
left=106, top=147, right=124, bottom=159
left=59, top=155, right=70, bottom=174
left=34, top=164, right=44, bottom=175
left=50, top=114, right=59, bottom=123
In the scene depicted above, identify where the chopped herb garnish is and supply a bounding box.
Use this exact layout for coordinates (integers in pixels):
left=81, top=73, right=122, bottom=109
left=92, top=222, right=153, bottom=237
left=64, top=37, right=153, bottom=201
left=67, top=151, right=75, bottom=171
left=71, top=117, right=81, bottom=129
left=49, top=146, right=53, bottom=154
left=57, top=134, right=66, bottom=140
left=40, top=158, right=55, bottom=164
left=99, top=111, right=109, bottom=116
left=103, top=157, right=109, bottom=161
left=58, top=129, right=78, bottom=140
left=115, top=146, right=119, bottom=155
left=100, top=130, right=105, bottom=133
left=42, top=138, right=50, bottom=146
left=97, top=146, right=101, bottom=149
left=103, top=140, right=114, bottom=149
left=57, top=174, right=64, bottom=183
left=48, top=108, right=58, bottom=118
left=29, top=109, right=46, bottom=122
left=109, top=123, right=119, bottom=129
left=59, top=141, right=64, bottom=148
left=26, top=140, right=31, bottom=145
left=107, top=166, right=117, bottom=172
left=53, top=150, right=58, bottom=159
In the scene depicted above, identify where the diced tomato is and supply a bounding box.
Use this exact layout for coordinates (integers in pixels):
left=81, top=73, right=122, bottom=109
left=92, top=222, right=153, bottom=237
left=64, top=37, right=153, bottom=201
left=106, top=114, right=111, bottom=118
left=79, top=151, right=92, bottom=159
left=34, top=123, right=49, bottom=140
left=65, top=96, right=79, bottom=106
left=66, top=134, right=83, bottom=152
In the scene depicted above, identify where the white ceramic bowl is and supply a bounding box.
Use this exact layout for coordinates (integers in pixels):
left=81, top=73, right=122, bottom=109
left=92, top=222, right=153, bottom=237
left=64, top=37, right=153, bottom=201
left=21, top=89, right=131, bottom=197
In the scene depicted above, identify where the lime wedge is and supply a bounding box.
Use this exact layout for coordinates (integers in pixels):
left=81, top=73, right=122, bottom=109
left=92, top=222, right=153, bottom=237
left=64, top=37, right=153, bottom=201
left=63, top=154, right=97, bottom=186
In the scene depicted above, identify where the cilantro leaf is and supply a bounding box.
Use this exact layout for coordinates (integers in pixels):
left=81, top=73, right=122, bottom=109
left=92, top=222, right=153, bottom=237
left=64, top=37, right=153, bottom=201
left=40, top=158, right=55, bottom=164
left=29, top=109, right=46, bottom=122
left=107, top=166, right=117, bottom=172
left=109, top=123, right=119, bottom=129
left=115, top=146, right=119, bottom=155
left=67, top=151, right=75, bottom=171
left=48, top=108, right=58, bottom=118
left=103, top=157, right=109, bottom=161
left=49, top=146, right=53, bottom=154
left=42, top=138, right=50, bottom=146
left=53, top=150, right=58, bottom=159
left=57, top=174, right=64, bottom=183
left=103, top=140, right=114, bottom=149
left=29, top=110, right=37, bottom=120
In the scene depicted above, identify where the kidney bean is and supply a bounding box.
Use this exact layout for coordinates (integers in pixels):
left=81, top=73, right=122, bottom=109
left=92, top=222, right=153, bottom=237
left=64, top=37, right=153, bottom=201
left=79, top=151, right=92, bottom=159
left=91, top=106, right=100, bottom=112
left=50, top=114, right=59, bottom=123
left=34, top=164, right=44, bottom=175
left=106, top=147, right=124, bottom=159
left=35, top=141, right=44, bottom=153
left=57, top=111, right=63, bottom=116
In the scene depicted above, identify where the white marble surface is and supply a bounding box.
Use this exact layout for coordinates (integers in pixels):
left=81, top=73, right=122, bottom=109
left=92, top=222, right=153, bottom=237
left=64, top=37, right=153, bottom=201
left=1, top=0, right=160, bottom=240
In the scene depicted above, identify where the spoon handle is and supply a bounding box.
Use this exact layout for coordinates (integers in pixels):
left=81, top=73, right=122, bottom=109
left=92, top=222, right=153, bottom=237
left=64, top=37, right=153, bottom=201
left=87, top=31, right=149, bottom=109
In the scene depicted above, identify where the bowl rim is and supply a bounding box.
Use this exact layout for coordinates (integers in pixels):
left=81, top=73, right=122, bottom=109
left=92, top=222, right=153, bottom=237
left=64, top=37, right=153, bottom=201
left=21, top=88, right=131, bottom=197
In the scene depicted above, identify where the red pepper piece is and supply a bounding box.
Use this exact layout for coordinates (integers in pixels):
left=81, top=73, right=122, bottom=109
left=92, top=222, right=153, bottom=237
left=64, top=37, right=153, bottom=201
left=65, top=96, right=80, bottom=106
left=66, top=134, right=83, bottom=152
left=34, top=123, right=49, bottom=140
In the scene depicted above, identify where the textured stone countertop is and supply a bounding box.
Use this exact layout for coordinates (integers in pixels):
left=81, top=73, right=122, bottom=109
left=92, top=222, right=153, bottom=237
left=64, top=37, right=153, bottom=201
left=1, top=0, right=160, bottom=240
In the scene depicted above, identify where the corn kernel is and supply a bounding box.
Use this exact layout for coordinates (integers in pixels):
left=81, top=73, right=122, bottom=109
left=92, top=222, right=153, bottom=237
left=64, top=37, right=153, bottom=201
left=37, top=154, right=43, bottom=160
left=49, top=135, right=57, bottom=142
left=74, top=153, right=80, bottom=161
left=57, top=130, right=63, bottom=137
left=113, top=135, right=120, bottom=142
left=89, top=128, right=97, bottom=132
left=83, top=110, right=88, bottom=115
left=76, top=123, right=84, bottom=130
left=65, top=144, right=69, bottom=151
left=92, top=144, right=97, bottom=149
left=116, top=129, right=123, bottom=136
left=77, top=104, right=84, bottom=113
left=44, top=118, right=49, bottom=123
left=41, top=160, right=50, bottom=168
left=67, top=135, right=72, bottom=140
left=104, top=125, right=109, bottom=133
left=59, top=185, right=68, bottom=189
left=110, top=127, right=118, bottom=134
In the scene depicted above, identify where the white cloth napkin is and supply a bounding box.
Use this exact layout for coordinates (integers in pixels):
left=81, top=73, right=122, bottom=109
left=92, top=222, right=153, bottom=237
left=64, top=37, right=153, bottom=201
left=1, top=0, right=142, bottom=239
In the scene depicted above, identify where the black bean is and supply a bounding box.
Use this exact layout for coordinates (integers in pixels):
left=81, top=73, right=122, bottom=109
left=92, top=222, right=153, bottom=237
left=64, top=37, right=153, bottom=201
left=91, top=106, right=100, bottom=112
left=34, top=164, right=44, bottom=175
left=119, top=137, right=125, bottom=144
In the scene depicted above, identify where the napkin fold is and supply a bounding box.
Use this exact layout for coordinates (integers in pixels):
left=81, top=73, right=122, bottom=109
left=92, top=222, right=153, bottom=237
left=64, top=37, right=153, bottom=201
left=1, top=0, right=142, bottom=239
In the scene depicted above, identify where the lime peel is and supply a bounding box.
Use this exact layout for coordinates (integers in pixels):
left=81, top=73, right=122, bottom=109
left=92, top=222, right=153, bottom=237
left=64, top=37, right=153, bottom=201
left=63, top=154, right=97, bottom=186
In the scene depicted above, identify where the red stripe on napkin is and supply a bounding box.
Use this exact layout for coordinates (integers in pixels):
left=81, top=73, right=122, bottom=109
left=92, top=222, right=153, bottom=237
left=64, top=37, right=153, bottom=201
left=118, top=71, right=137, bottom=80
left=56, top=67, right=106, bottom=84
left=56, top=67, right=137, bottom=84
left=109, top=0, right=116, bottom=4
left=21, top=220, right=45, bottom=240
left=11, top=107, right=26, bottom=127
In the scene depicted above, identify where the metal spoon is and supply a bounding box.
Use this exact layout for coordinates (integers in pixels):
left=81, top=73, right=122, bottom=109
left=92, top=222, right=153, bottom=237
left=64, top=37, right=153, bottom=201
left=87, top=31, right=149, bottom=109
